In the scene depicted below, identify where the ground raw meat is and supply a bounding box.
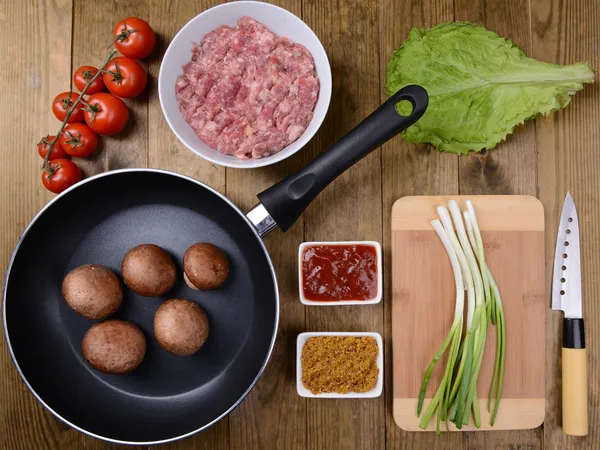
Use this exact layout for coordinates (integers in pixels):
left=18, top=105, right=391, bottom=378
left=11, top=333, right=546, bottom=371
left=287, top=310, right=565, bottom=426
left=175, top=17, right=320, bottom=160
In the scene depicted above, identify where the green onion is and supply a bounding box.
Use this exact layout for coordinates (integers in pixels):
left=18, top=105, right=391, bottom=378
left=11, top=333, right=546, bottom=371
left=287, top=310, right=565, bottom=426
left=417, top=200, right=506, bottom=431
left=464, top=201, right=506, bottom=425
left=418, top=220, right=464, bottom=433
left=447, top=201, right=487, bottom=428
left=464, top=207, right=495, bottom=325
left=486, top=269, right=506, bottom=425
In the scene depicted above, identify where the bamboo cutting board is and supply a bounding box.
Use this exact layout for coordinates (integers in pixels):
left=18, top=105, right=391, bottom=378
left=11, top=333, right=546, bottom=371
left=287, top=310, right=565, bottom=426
left=392, top=196, right=545, bottom=431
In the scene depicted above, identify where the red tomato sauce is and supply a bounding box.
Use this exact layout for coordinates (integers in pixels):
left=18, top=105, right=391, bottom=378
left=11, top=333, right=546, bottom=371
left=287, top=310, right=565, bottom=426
left=301, top=244, right=378, bottom=301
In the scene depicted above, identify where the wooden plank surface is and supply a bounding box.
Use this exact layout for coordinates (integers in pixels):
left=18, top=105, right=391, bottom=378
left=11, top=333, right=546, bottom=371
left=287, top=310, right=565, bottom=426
left=301, top=0, right=384, bottom=449
left=391, top=196, right=545, bottom=431
left=378, top=0, right=459, bottom=447
left=531, top=0, right=600, bottom=449
left=0, top=0, right=599, bottom=449
left=68, top=2, right=149, bottom=449
left=0, top=1, right=74, bottom=449
left=225, top=0, right=308, bottom=448
left=303, top=0, right=385, bottom=450
left=453, top=0, right=545, bottom=448
left=147, top=2, right=230, bottom=449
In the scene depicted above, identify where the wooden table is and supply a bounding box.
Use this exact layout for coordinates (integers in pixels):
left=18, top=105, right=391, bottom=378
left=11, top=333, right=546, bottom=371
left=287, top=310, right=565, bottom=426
left=1, top=0, right=598, bottom=449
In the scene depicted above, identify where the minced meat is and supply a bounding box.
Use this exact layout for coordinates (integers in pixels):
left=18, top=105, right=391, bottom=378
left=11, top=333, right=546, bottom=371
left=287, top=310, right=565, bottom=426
left=176, top=17, right=320, bottom=160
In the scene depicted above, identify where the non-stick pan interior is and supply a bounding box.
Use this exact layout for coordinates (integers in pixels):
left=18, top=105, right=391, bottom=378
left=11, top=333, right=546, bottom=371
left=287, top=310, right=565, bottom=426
left=3, top=170, right=278, bottom=443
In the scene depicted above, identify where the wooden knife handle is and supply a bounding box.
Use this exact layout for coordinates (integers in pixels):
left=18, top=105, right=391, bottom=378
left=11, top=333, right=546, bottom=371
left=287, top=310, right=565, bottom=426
left=562, top=318, right=588, bottom=436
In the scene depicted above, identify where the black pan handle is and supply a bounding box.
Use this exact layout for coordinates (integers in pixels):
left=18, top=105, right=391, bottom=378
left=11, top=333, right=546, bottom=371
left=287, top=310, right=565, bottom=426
left=256, top=84, right=428, bottom=232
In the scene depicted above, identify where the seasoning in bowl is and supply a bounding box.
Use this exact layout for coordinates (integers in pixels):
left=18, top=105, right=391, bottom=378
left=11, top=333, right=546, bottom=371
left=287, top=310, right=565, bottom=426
left=300, top=242, right=381, bottom=304
left=301, top=336, right=379, bottom=394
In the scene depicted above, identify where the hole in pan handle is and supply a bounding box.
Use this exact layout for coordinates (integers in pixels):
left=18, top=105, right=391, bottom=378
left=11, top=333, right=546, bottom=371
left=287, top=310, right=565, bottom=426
left=249, top=85, right=429, bottom=236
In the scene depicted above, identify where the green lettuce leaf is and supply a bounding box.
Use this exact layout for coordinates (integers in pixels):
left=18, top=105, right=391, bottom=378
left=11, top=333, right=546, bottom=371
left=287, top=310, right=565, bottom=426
left=386, top=22, right=595, bottom=154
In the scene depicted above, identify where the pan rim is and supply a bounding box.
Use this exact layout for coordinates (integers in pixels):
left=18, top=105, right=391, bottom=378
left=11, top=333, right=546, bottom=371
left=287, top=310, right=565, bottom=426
left=2, top=168, right=280, bottom=445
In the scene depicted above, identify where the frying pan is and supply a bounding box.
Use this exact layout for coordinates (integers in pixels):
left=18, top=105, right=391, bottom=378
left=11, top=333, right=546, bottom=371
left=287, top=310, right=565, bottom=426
left=3, top=85, right=427, bottom=444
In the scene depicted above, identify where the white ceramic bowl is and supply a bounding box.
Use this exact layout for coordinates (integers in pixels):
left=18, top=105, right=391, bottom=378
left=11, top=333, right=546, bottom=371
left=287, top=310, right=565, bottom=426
left=158, top=1, right=332, bottom=168
left=298, top=241, right=383, bottom=305
left=296, top=332, right=383, bottom=398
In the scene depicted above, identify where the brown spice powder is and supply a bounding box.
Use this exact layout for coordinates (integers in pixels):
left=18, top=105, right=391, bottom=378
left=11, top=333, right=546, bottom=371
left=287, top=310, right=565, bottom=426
left=301, top=336, right=379, bottom=394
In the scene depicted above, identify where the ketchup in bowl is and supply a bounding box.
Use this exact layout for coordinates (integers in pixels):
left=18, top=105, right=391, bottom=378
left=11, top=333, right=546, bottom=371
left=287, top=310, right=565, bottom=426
left=301, top=243, right=379, bottom=302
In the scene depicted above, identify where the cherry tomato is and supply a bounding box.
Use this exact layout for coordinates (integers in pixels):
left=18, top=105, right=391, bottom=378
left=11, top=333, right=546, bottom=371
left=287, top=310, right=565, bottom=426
left=103, top=57, right=147, bottom=98
left=73, top=66, right=105, bottom=95
left=37, top=135, right=67, bottom=160
left=59, top=123, right=98, bottom=158
left=52, top=92, right=84, bottom=123
left=113, top=17, right=156, bottom=60
left=42, top=159, right=82, bottom=194
left=84, top=93, right=129, bottom=135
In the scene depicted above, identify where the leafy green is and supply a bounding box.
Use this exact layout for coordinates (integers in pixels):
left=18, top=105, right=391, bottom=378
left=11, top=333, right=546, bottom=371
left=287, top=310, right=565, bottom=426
left=386, top=22, right=595, bottom=154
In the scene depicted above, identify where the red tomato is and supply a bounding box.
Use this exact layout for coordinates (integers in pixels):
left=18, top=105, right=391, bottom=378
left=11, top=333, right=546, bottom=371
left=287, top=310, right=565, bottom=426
left=52, top=92, right=84, bottom=123
left=42, top=159, right=82, bottom=194
left=73, top=66, right=105, bottom=95
left=103, top=57, right=147, bottom=98
left=37, top=135, right=67, bottom=160
left=84, top=93, right=129, bottom=135
left=59, top=123, right=98, bottom=158
left=113, top=17, right=156, bottom=60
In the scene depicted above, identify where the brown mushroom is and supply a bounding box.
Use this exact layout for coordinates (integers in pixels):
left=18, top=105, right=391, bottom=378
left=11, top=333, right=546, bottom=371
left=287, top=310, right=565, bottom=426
left=183, top=243, right=229, bottom=290
left=62, top=264, right=122, bottom=319
left=82, top=320, right=146, bottom=374
left=154, top=298, right=209, bottom=356
left=122, top=244, right=176, bottom=297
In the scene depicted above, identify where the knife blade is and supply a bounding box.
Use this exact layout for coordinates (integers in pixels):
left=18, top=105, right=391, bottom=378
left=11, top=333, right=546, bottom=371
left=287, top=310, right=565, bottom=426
left=552, top=192, right=582, bottom=318
left=552, top=192, right=588, bottom=436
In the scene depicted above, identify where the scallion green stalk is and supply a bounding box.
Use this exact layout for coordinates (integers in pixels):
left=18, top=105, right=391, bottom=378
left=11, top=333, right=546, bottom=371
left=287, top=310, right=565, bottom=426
left=447, top=201, right=487, bottom=428
left=487, top=269, right=506, bottom=425
left=464, top=201, right=506, bottom=425
left=418, top=220, right=464, bottom=433
left=417, top=200, right=506, bottom=431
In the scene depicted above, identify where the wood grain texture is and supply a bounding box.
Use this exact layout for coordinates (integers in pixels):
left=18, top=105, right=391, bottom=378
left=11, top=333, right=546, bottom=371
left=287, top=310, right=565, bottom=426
left=531, top=0, right=600, bottom=448
left=147, top=0, right=225, bottom=193
left=379, top=0, right=458, bottom=447
left=392, top=196, right=545, bottom=432
left=67, top=3, right=149, bottom=448
left=301, top=0, right=384, bottom=449
left=226, top=0, right=307, bottom=447
left=391, top=195, right=545, bottom=231
left=71, top=0, right=148, bottom=176
left=0, top=1, right=74, bottom=449
left=454, top=0, right=544, bottom=447
left=147, top=1, right=228, bottom=449
left=1, top=0, right=600, bottom=448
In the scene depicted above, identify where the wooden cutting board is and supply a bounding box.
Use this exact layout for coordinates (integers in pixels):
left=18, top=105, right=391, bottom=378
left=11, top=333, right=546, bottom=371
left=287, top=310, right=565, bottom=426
left=392, top=196, right=545, bottom=432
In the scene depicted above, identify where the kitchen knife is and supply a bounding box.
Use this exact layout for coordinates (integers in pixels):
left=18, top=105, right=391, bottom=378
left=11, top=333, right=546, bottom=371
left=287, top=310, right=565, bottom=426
left=552, top=192, right=588, bottom=436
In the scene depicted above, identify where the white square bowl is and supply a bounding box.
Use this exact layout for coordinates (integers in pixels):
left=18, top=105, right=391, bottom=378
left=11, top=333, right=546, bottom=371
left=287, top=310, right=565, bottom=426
left=298, top=241, right=382, bottom=306
left=296, top=332, right=383, bottom=398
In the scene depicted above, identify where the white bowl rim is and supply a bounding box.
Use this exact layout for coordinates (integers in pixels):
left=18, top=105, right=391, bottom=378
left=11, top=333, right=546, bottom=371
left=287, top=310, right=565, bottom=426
left=296, top=332, right=384, bottom=398
left=158, top=1, right=332, bottom=169
left=298, top=241, right=383, bottom=305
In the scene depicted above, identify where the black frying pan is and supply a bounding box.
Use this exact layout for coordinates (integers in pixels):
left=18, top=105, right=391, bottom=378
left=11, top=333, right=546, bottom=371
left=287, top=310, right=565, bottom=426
left=2, top=85, right=427, bottom=444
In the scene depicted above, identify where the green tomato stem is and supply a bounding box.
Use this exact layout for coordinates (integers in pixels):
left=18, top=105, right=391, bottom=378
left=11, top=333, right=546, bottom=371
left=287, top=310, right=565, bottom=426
left=41, top=49, right=117, bottom=170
